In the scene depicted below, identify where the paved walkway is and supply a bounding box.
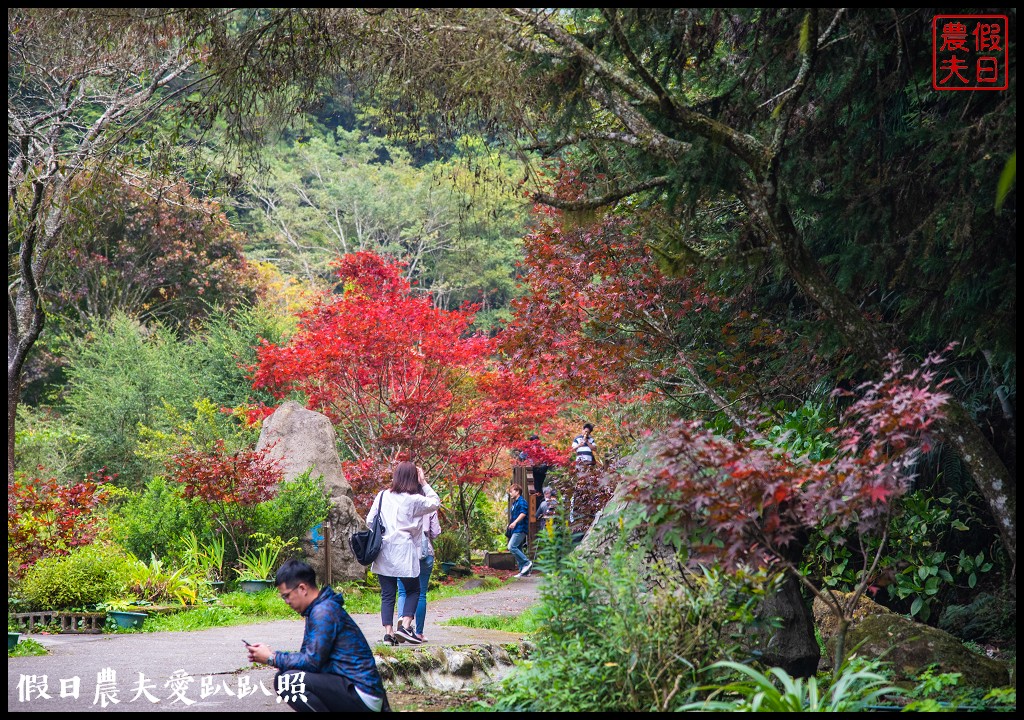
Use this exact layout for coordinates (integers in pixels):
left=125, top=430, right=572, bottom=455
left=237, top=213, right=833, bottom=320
left=8, top=575, right=541, bottom=713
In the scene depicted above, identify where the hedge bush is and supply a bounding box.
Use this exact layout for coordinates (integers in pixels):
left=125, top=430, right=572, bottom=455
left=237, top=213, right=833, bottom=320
left=18, top=544, right=135, bottom=611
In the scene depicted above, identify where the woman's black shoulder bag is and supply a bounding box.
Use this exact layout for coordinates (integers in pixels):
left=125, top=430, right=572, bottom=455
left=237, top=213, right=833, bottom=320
left=350, top=491, right=386, bottom=566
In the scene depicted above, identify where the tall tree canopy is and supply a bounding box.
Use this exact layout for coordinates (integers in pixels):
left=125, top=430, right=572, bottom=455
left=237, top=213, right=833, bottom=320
left=260, top=7, right=1012, bottom=563
left=8, top=9, right=205, bottom=478
left=250, top=252, right=560, bottom=559
left=250, top=252, right=559, bottom=500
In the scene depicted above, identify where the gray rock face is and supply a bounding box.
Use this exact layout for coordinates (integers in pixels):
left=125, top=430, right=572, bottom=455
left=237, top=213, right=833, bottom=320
left=375, top=643, right=522, bottom=691
left=255, top=400, right=365, bottom=582
left=814, top=592, right=1011, bottom=686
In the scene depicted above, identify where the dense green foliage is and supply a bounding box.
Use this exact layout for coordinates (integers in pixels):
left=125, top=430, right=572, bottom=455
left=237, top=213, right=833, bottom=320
left=60, top=315, right=204, bottom=484
left=106, top=477, right=211, bottom=563
left=106, top=472, right=329, bottom=573
left=236, top=127, right=531, bottom=329
left=680, top=657, right=904, bottom=712
left=490, top=522, right=769, bottom=712
left=18, top=544, right=135, bottom=611
left=39, top=306, right=286, bottom=486
left=9, top=638, right=49, bottom=657
left=49, top=172, right=260, bottom=335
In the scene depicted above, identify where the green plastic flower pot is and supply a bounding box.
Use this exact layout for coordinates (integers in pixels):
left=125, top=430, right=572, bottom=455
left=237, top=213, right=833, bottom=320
left=107, top=611, right=147, bottom=630
left=8, top=632, right=20, bottom=651
left=238, top=579, right=275, bottom=593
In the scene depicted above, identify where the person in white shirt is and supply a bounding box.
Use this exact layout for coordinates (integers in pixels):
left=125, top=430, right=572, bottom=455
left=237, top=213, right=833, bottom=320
left=397, top=468, right=442, bottom=642
left=366, top=460, right=440, bottom=645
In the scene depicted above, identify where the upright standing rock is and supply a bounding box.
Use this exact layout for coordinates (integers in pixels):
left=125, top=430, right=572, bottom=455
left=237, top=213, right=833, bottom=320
left=255, top=401, right=365, bottom=582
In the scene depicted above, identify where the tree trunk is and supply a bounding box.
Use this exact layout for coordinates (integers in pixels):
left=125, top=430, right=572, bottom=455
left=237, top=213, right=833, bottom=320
left=9, top=258, right=47, bottom=482
left=755, top=573, right=820, bottom=678
left=7, top=374, right=20, bottom=481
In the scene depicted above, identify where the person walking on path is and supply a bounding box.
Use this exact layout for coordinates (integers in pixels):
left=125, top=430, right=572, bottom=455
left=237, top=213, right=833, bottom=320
left=396, top=468, right=441, bottom=642
left=367, top=461, right=440, bottom=646
left=506, top=483, right=532, bottom=577
left=245, top=558, right=391, bottom=712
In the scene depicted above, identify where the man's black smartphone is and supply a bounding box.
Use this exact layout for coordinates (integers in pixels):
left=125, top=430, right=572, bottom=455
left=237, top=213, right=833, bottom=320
left=242, top=639, right=252, bottom=646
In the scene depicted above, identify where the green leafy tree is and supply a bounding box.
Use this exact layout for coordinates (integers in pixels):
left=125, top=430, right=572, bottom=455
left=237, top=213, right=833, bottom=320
left=60, top=315, right=204, bottom=485
left=317, top=8, right=1016, bottom=565
left=240, top=127, right=529, bottom=329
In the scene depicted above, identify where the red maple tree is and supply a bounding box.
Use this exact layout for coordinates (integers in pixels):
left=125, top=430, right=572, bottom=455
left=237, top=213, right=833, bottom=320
left=54, top=171, right=262, bottom=331
left=500, top=168, right=828, bottom=433
left=8, top=470, right=112, bottom=577
left=627, top=350, right=953, bottom=671
left=250, top=252, right=561, bottom=558
left=169, top=440, right=283, bottom=559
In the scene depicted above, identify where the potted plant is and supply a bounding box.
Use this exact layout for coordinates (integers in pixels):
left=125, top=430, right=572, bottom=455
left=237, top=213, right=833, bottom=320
left=432, top=532, right=464, bottom=576
left=184, top=533, right=227, bottom=592
left=202, top=535, right=227, bottom=592
left=99, top=598, right=148, bottom=630
left=236, top=543, right=280, bottom=593
left=127, top=554, right=200, bottom=607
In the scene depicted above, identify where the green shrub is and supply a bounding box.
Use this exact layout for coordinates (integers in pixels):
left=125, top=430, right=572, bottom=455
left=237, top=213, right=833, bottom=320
left=802, top=491, right=992, bottom=622
left=490, top=521, right=765, bottom=712
left=106, top=477, right=213, bottom=562
left=469, top=491, right=503, bottom=553
left=108, top=472, right=328, bottom=574
left=248, top=470, right=331, bottom=548
left=432, top=532, right=465, bottom=564
left=61, top=314, right=204, bottom=485
left=18, top=544, right=135, bottom=610
left=13, top=404, right=88, bottom=481
left=902, top=664, right=1017, bottom=712
left=938, top=591, right=1016, bottom=644
left=9, top=638, right=49, bottom=657
left=125, top=554, right=201, bottom=605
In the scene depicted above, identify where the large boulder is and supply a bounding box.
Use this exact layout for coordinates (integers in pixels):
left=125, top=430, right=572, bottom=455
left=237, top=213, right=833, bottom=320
left=256, top=401, right=365, bottom=582
left=813, top=592, right=1011, bottom=687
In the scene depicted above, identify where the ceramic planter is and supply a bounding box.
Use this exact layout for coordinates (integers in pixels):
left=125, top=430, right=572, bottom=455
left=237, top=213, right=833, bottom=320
left=107, top=610, right=147, bottom=630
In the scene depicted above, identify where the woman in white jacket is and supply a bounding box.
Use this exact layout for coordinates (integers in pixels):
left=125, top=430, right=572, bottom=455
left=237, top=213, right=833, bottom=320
left=366, top=460, right=440, bottom=645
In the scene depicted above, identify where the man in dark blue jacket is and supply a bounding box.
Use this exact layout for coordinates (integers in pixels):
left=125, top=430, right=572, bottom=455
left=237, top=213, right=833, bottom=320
left=506, top=484, right=533, bottom=577
left=246, top=559, right=390, bottom=712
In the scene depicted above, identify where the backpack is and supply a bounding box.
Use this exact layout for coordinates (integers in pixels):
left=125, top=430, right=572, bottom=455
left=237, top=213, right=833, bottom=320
left=350, top=491, right=386, bottom=566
